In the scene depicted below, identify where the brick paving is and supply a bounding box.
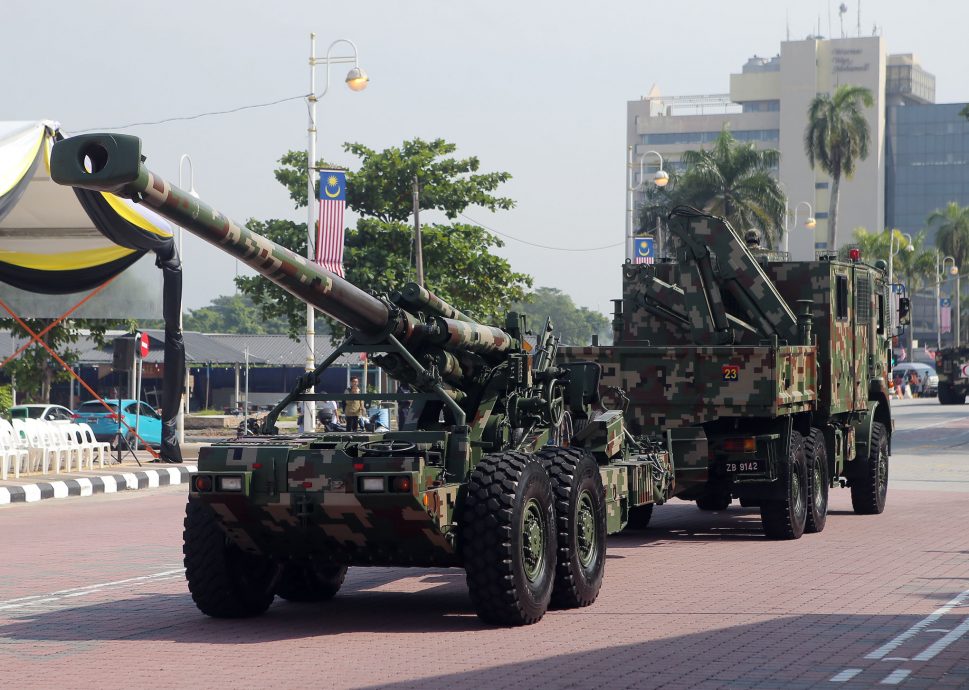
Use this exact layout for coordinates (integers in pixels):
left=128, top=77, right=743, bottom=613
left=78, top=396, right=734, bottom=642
left=0, top=486, right=967, bottom=689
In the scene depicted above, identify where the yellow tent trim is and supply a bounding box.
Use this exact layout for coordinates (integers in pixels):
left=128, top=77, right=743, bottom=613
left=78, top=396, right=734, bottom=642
left=2, top=245, right=138, bottom=271
left=0, top=126, right=44, bottom=197
left=101, top=191, right=173, bottom=239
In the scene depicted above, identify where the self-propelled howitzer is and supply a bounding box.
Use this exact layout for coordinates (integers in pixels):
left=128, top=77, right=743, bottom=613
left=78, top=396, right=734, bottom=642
left=51, top=133, right=673, bottom=626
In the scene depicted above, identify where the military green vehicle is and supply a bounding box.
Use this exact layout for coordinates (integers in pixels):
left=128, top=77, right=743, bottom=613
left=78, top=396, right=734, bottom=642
left=936, top=346, right=969, bottom=404
left=50, top=133, right=677, bottom=626
left=561, top=207, right=906, bottom=539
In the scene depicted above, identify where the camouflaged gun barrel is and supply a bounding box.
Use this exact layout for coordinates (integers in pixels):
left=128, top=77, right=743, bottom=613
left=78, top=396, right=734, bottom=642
left=49, top=133, right=393, bottom=337
left=398, top=283, right=475, bottom=323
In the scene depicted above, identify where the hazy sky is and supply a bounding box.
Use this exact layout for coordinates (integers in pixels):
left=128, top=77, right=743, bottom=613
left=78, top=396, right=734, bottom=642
left=3, top=0, right=966, bottom=315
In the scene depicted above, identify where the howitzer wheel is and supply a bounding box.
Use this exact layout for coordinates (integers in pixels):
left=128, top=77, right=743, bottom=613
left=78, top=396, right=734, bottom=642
left=461, top=452, right=557, bottom=626
left=183, top=499, right=276, bottom=618
left=759, top=431, right=808, bottom=540
left=804, top=429, right=829, bottom=533
left=851, top=422, right=889, bottom=515
left=625, top=503, right=654, bottom=530
left=275, top=561, right=348, bottom=602
left=539, top=447, right=606, bottom=609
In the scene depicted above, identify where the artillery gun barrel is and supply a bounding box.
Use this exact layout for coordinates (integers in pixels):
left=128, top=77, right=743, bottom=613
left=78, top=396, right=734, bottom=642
left=398, top=283, right=475, bottom=323
left=49, top=134, right=392, bottom=337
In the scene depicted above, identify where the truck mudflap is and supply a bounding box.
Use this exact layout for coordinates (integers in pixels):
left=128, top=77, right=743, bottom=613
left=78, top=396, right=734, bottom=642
left=668, top=426, right=709, bottom=494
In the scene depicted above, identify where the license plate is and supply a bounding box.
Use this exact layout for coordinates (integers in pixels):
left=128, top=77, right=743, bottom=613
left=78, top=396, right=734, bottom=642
left=724, top=459, right=763, bottom=473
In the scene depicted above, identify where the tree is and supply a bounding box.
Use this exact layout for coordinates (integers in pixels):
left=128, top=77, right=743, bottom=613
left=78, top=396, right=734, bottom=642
left=892, top=231, right=938, bottom=353
left=678, top=130, right=785, bottom=246
left=804, top=85, right=874, bottom=251
left=237, top=139, right=531, bottom=339
left=929, top=202, right=969, bottom=275
left=183, top=294, right=291, bottom=335
left=0, top=318, right=129, bottom=403
left=513, top=288, right=610, bottom=346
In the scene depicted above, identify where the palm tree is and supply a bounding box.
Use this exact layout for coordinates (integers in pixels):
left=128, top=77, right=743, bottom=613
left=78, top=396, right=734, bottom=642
left=929, top=202, right=969, bottom=273
left=673, top=130, right=785, bottom=246
left=804, top=85, right=874, bottom=252
left=894, top=231, right=938, bottom=353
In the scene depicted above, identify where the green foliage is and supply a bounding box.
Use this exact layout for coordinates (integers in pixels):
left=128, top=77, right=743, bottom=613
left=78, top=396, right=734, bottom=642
left=184, top=293, right=290, bottom=335
left=0, top=384, right=12, bottom=416
left=0, top=318, right=130, bottom=402
left=929, top=202, right=969, bottom=274
left=804, top=85, right=874, bottom=249
left=638, top=130, right=784, bottom=248
left=239, top=138, right=531, bottom=339
left=513, top=287, right=609, bottom=346
left=960, top=104, right=969, bottom=121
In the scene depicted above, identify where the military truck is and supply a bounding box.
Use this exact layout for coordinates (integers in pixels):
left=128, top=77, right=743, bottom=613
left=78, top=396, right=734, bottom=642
left=561, top=207, right=904, bottom=539
left=936, top=346, right=969, bottom=404
left=50, top=133, right=678, bottom=626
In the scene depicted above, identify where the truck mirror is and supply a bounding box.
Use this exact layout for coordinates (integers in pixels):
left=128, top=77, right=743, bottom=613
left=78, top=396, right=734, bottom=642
left=897, top=297, right=911, bottom=325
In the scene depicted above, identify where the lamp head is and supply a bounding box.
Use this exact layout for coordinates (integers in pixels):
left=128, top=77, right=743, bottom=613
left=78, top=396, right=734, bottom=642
left=905, top=244, right=915, bottom=253
left=345, top=66, right=369, bottom=92
left=951, top=265, right=960, bottom=276
left=805, top=217, right=816, bottom=229
left=653, top=170, right=669, bottom=187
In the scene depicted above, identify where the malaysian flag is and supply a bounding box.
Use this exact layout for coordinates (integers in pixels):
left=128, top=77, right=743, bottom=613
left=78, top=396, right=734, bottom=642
left=941, top=297, right=952, bottom=334
left=316, top=170, right=347, bottom=277
left=633, top=237, right=655, bottom=264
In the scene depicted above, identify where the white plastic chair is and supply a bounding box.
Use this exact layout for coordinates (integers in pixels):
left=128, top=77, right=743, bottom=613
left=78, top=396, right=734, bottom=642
left=0, top=419, right=30, bottom=479
left=77, top=424, right=110, bottom=469
left=65, top=424, right=95, bottom=470
left=19, top=419, right=55, bottom=474
left=42, top=421, right=78, bottom=474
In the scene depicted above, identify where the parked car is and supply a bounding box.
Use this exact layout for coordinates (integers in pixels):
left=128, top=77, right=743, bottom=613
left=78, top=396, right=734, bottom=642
left=74, top=399, right=162, bottom=449
left=892, top=362, right=939, bottom=397
left=8, top=404, right=75, bottom=423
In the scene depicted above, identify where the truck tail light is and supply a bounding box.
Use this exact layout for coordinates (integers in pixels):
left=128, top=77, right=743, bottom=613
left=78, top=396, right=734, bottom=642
left=723, top=437, right=756, bottom=453
left=193, top=475, right=213, bottom=492
left=390, top=476, right=412, bottom=493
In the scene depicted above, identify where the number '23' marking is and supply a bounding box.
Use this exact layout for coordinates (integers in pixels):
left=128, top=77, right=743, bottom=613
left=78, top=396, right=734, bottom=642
left=722, top=365, right=740, bottom=381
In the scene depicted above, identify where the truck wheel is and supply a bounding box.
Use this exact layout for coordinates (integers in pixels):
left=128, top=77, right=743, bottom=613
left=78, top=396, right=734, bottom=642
left=183, top=499, right=276, bottom=618
left=804, top=429, right=829, bottom=534
left=938, top=383, right=966, bottom=405
left=760, top=431, right=807, bottom=540
left=625, top=504, right=654, bottom=530
left=539, top=447, right=606, bottom=609
left=696, top=493, right=731, bottom=511
left=275, top=561, right=348, bottom=602
left=851, top=422, right=889, bottom=515
left=461, top=452, right=557, bottom=626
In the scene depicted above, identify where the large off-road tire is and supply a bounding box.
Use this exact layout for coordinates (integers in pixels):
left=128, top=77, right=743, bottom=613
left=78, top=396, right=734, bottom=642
left=851, top=421, right=889, bottom=515
left=739, top=497, right=760, bottom=508
left=183, top=499, right=277, bottom=618
left=461, top=452, right=557, bottom=626
left=804, top=428, right=829, bottom=534
left=539, top=447, right=607, bottom=610
left=625, top=503, right=654, bottom=530
left=760, top=431, right=808, bottom=540
left=938, top=383, right=967, bottom=405
left=275, top=561, right=348, bottom=602
left=696, top=493, right=732, bottom=511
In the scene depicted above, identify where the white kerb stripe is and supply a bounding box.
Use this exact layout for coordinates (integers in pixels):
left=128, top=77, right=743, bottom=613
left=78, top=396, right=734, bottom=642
left=187, top=465, right=198, bottom=473
left=23, top=485, right=41, bottom=502
left=165, top=467, right=181, bottom=483
left=50, top=481, right=68, bottom=499
left=76, top=478, right=93, bottom=496
left=147, top=471, right=159, bottom=488
left=121, top=472, right=138, bottom=489
left=0, top=487, right=10, bottom=505
left=101, top=476, right=117, bottom=493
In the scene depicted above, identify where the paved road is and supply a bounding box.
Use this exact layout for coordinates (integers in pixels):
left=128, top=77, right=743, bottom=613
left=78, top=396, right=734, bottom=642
left=1, top=402, right=967, bottom=689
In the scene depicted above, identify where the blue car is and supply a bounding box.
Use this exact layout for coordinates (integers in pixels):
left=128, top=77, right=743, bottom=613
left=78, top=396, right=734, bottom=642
left=74, top=399, right=162, bottom=449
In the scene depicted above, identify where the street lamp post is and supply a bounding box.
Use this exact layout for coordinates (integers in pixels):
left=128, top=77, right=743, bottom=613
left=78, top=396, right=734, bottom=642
left=305, top=33, right=369, bottom=434
left=938, top=254, right=956, bottom=349
left=626, top=149, right=667, bottom=261
left=782, top=200, right=815, bottom=254
left=176, top=154, right=198, bottom=445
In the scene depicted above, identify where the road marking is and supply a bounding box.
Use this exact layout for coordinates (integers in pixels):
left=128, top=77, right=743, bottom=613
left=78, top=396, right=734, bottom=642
left=865, top=587, right=969, bottom=659
left=0, top=568, right=185, bottom=610
left=829, top=669, right=862, bottom=682
left=880, top=669, right=911, bottom=685
left=912, top=616, right=969, bottom=661
left=883, top=657, right=908, bottom=661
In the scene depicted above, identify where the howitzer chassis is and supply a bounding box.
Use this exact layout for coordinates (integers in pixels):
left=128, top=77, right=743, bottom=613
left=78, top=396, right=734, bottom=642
left=936, top=346, right=969, bottom=404
left=561, top=209, right=895, bottom=539
left=50, top=133, right=675, bottom=626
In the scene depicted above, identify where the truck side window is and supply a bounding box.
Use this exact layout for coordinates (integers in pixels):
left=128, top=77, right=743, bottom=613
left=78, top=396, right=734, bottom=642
left=836, top=275, right=849, bottom=320
left=877, top=292, right=885, bottom=334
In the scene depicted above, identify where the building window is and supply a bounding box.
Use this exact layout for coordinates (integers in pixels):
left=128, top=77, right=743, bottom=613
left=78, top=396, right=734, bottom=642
left=815, top=182, right=829, bottom=189
left=640, top=129, right=779, bottom=146
left=815, top=211, right=829, bottom=219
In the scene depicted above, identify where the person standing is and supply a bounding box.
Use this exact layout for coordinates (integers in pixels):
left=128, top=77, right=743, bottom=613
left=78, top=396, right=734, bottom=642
left=344, top=382, right=366, bottom=431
